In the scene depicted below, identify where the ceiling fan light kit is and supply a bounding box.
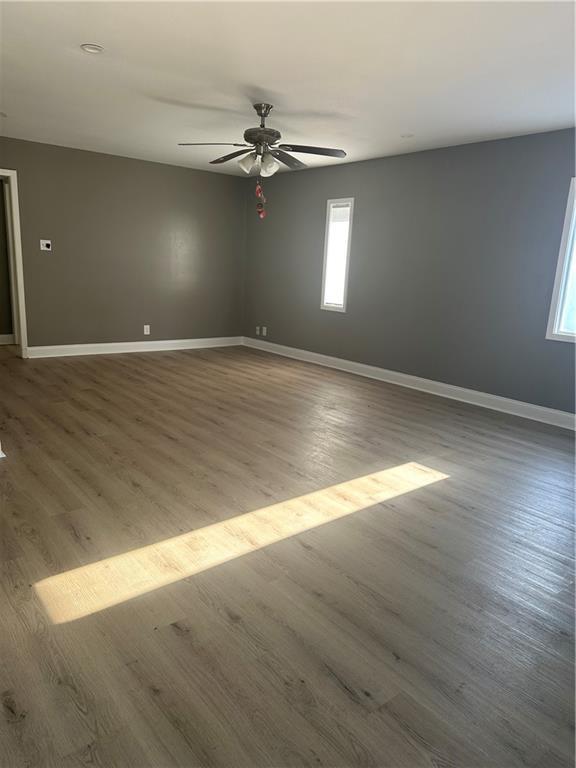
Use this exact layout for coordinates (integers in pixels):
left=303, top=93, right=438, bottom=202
left=260, top=152, right=281, bottom=177
left=238, top=152, right=261, bottom=175
left=179, top=103, right=347, bottom=218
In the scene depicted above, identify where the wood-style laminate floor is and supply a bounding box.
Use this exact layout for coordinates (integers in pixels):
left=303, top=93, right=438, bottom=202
left=0, top=345, right=573, bottom=768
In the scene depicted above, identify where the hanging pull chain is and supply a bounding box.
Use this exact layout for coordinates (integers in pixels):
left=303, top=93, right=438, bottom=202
left=255, top=178, right=267, bottom=219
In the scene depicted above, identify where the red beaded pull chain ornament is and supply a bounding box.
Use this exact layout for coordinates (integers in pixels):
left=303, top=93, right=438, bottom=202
left=255, top=179, right=267, bottom=219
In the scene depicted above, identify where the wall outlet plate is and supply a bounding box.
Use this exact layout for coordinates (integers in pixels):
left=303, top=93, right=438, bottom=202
left=262, top=326, right=267, bottom=337
left=143, top=324, right=150, bottom=336
left=40, top=239, right=52, bottom=251
left=255, top=326, right=260, bottom=335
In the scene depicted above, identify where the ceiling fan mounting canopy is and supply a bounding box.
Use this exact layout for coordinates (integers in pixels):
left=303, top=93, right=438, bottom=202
left=253, top=102, right=274, bottom=122
left=178, top=102, right=347, bottom=172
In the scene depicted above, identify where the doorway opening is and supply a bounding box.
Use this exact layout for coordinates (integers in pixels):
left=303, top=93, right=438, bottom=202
left=0, top=180, right=14, bottom=346
left=0, top=170, right=28, bottom=358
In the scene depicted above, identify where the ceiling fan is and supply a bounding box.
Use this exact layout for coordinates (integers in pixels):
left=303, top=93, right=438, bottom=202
left=178, top=103, right=346, bottom=176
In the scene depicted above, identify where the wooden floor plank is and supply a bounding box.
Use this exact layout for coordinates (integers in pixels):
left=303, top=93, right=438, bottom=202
left=0, top=345, right=573, bottom=767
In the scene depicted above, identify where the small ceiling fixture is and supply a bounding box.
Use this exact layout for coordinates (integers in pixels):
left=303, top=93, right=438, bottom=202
left=80, top=43, right=104, bottom=54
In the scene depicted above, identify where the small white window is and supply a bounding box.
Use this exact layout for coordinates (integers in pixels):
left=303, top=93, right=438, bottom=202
left=321, top=198, right=354, bottom=312
left=547, top=178, right=576, bottom=342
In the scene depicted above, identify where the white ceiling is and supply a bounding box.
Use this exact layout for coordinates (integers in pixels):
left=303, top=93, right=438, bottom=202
left=1, top=2, right=574, bottom=175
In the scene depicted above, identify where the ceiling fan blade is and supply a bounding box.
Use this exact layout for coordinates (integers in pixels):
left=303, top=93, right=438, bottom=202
left=270, top=150, right=307, bottom=171
left=178, top=142, right=249, bottom=147
left=210, top=148, right=254, bottom=165
left=278, top=144, right=346, bottom=158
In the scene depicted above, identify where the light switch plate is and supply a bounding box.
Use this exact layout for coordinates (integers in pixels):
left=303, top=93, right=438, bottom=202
left=40, top=239, right=52, bottom=251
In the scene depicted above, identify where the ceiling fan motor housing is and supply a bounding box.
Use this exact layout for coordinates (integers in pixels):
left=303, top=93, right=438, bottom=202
left=244, top=127, right=282, bottom=147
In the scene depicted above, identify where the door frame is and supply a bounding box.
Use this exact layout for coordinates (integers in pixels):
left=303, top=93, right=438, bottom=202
left=1, top=169, right=28, bottom=358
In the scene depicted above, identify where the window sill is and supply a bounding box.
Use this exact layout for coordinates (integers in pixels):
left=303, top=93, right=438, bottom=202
left=546, top=330, right=575, bottom=343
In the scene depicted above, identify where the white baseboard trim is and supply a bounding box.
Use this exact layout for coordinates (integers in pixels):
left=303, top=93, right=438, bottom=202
left=28, top=336, right=243, bottom=359
left=22, top=334, right=574, bottom=430
left=242, top=338, right=575, bottom=431
left=0, top=334, right=15, bottom=345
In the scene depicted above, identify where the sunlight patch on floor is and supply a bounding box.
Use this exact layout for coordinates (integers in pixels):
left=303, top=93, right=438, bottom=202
left=35, top=462, right=448, bottom=623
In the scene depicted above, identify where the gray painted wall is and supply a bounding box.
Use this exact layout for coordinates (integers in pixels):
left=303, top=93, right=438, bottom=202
left=0, top=137, right=246, bottom=345
left=0, top=181, right=12, bottom=335
left=244, top=129, right=576, bottom=413
left=1, top=130, right=573, bottom=413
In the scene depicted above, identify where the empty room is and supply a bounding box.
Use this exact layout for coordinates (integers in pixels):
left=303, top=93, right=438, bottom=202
left=0, top=2, right=574, bottom=766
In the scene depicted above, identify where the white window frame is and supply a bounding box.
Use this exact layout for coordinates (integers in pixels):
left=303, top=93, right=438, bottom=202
left=546, top=177, right=576, bottom=343
left=320, top=197, right=354, bottom=313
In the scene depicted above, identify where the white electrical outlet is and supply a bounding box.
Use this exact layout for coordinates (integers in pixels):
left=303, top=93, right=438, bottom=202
left=262, top=326, right=268, bottom=337
left=40, top=239, right=52, bottom=251
left=255, top=326, right=260, bottom=336
left=143, top=324, right=150, bottom=336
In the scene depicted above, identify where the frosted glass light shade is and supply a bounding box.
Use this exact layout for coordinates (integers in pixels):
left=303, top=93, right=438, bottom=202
left=260, top=152, right=280, bottom=177
left=238, top=152, right=261, bottom=175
